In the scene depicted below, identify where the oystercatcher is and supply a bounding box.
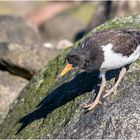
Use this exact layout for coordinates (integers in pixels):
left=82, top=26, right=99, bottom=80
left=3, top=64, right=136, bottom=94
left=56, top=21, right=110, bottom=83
left=58, top=29, right=140, bottom=110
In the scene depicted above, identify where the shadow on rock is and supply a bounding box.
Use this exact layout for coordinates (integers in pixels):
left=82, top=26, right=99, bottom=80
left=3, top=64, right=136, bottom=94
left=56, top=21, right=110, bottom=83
left=16, top=68, right=123, bottom=134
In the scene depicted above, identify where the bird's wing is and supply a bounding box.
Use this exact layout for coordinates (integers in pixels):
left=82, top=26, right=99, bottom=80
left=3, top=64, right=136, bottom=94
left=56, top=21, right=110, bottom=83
left=111, top=32, right=138, bottom=56
left=92, top=29, right=139, bottom=57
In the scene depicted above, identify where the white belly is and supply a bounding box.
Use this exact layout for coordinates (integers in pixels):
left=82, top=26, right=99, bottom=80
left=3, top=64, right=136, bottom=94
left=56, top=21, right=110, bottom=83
left=100, top=43, right=140, bottom=71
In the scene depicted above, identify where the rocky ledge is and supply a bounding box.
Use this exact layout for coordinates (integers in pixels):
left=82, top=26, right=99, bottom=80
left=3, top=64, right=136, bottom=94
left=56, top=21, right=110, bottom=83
left=0, top=15, right=140, bottom=139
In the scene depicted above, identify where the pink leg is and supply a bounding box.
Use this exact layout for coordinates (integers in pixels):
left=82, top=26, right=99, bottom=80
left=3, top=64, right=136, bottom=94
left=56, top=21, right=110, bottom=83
left=84, top=72, right=106, bottom=110
left=103, top=67, right=127, bottom=98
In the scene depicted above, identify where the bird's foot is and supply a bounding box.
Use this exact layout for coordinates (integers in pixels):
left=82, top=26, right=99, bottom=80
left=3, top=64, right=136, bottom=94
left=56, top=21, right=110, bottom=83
left=84, top=100, right=102, bottom=111
left=103, top=86, right=117, bottom=98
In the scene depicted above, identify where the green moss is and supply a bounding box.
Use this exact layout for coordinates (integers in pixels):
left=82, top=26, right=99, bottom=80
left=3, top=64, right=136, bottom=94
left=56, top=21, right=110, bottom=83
left=136, top=59, right=140, bottom=65
left=0, top=15, right=140, bottom=139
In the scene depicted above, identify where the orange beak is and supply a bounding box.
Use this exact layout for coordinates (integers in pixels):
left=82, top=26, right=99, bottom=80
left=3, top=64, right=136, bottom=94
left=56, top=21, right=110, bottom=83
left=57, top=64, right=73, bottom=79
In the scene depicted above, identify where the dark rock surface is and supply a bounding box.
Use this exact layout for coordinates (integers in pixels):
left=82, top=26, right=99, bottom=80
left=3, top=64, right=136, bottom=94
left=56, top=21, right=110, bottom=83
left=0, top=70, right=28, bottom=124
left=0, top=15, right=140, bottom=139
left=56, top=70, right=140, bottom=139
left=0, top=42, right=61, bottom=79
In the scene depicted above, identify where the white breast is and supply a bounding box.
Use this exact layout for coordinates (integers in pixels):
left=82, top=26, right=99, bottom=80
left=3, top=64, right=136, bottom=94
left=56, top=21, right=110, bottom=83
left=100, top=43, right=140, bottom=71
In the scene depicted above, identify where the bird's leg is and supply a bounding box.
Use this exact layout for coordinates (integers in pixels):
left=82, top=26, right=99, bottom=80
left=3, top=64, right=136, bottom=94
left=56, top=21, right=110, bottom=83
left=103, top=67, right=127, bottom=98
left=84, top=72, right=106, bottom=110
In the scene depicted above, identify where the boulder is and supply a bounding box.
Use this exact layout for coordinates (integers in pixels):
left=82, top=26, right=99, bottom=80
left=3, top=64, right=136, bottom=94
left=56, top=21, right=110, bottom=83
left=0, top=15, right=42, bottom=47
left=0, top=15, right=140, bottom=139
left=0, top=71, right=28, bottom=125
left=0, top=43, right=61, bottom=79
left=0, top=15, right=61, bottom=124
left=56, top=70, right=140, bottom=139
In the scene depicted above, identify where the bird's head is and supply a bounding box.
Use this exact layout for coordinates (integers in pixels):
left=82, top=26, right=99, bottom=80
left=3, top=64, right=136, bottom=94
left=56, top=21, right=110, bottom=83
left=57, top=36, right=95, bottom=79
left=67, top=48, right=86, bottom=67
left=57, top=46, right=88, bottom=79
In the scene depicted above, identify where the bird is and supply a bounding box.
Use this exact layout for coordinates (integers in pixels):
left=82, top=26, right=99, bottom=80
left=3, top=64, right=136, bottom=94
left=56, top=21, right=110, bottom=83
left=57, top=29, right=140, bottom=110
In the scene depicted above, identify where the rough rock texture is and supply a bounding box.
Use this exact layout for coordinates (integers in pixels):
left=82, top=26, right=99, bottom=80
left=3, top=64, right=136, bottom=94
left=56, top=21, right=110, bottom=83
left=57, top=71, right=140, bottom=139
left=0, top=43, right=61, bottom=79
left=0, top=71, right=28, bottom=124
left=0, top=15, right=140, bottom=139
left=0, top=15, right=42, bottom=47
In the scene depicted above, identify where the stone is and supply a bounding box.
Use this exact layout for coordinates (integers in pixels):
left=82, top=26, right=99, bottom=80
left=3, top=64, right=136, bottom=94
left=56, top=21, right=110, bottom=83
left=56, top=71, right=140, bottom=139
left=0, top=71, right=28, bottom=124
left=0, top=43, right=61, bottom=79
left=0, top=15, right=140, bottom=139
left=0, top=15, right=42, bottom=47
left=0, top=15, right=61, bottom=79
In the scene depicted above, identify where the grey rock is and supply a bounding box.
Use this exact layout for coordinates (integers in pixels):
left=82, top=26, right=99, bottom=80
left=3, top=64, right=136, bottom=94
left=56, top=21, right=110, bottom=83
left=0, top=15, right=42, bottom=47
left=0, top=15, right=61, bottom=79
left=56, top=70, right=140, bottom=139
left=0, top=70, right=28, bottom=124
left=0, top=43, right=61, bottom=79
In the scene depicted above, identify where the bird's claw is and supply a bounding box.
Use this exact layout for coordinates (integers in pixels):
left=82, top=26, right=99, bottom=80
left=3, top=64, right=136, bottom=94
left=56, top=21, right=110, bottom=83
left=103, top=86, right=117, bottom=98
left=84, top=100, right=102, bottom=111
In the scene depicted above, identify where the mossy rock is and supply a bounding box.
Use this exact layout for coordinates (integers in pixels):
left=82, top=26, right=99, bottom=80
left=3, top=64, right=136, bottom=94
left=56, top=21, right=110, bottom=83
left=0, top=15, right=140, bottom=139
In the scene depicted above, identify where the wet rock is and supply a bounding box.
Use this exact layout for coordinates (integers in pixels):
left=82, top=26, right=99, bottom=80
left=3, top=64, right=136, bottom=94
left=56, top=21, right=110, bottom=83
left=0, top=43, right=61, bottom=79
left=0, top=71, right=28, bottom=124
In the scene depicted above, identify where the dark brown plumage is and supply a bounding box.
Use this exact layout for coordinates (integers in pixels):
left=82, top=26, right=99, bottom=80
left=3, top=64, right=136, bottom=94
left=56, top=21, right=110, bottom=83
left=59, top=29, right=140, bottom=110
